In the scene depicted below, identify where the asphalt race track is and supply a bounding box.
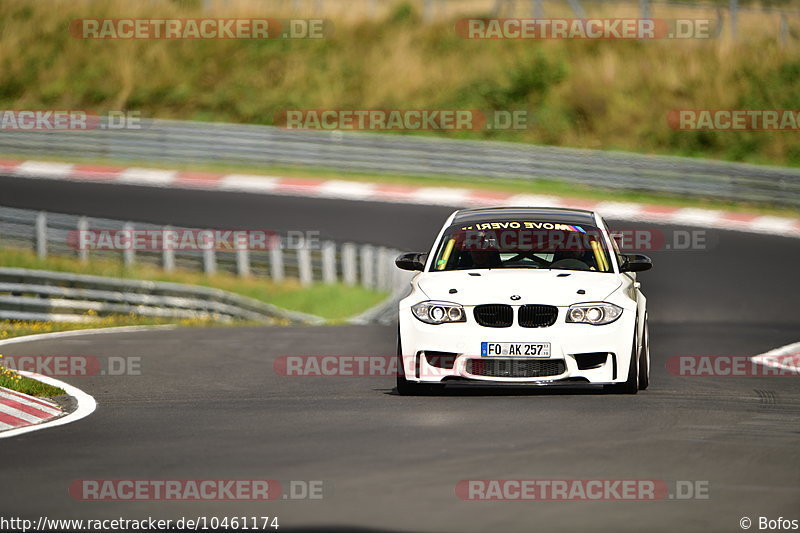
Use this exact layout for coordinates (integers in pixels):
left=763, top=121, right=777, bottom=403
left=1, top=175, right=799, bottom=532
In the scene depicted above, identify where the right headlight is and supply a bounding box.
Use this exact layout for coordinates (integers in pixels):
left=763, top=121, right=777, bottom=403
left=566, top=302, right=623, bottom=325
left=411, top=301, right=466, bottom=325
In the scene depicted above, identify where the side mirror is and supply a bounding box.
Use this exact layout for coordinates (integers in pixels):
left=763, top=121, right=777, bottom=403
left=395, top=252, right=427, bottom=271
left=620, top=254, right=652, bottom=273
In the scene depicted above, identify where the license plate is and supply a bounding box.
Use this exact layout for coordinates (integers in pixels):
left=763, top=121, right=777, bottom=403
left=481, top=342, right=550, bottom=357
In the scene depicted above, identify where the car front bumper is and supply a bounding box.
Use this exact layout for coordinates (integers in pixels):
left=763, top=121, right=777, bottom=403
left=399, top=307, right=635, bottom=385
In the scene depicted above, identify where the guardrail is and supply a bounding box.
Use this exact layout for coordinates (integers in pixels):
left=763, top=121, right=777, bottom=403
left=0, top=205, right=407, bottom=291
left=2, top=118, right=798, bottom=207
left=0, top=205, right=413, bottom=323
left=0, top=267, right=325, bottom=324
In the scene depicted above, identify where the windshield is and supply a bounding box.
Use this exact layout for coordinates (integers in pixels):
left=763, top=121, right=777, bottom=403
left=431, top=221, right=614, bottom=272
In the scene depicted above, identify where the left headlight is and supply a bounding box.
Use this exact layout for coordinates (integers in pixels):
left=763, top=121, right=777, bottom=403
left=566, top=302, right=623, bottom=325
left=411, top=301, right=466, bottom=325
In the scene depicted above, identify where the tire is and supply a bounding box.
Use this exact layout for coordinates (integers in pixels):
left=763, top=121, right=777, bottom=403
left=638, top=315, right=650, bottom=391
left=604, top=329, right=639, bottom=395
left=396, top=330, right=436, bottom=396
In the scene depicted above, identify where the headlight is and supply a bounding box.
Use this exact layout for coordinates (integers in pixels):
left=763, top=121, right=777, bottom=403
left=566, top=303, right=623, bottom=325
left=411, top=301, right=466, bottom=325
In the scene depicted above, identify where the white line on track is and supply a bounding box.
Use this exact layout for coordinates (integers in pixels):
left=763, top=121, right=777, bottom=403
left=751, top=341, right=800, bottom=373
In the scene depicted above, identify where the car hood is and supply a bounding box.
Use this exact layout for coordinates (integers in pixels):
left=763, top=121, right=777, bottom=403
left=417, top=269, right=622, bottom=307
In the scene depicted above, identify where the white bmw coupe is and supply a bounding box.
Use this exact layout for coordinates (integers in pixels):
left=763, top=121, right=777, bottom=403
left=395, top=207, right=652, bottom=395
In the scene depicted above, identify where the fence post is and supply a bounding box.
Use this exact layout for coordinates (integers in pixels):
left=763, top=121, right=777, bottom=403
left=35, top=211, right=47, bottom=259
left=321, top=241, right=337, bottom=284
left=780, top=14, right=788, bottom=46
left=203, top=246, right=216, bottom=276
left=729, top=0, right=738, bottom=40
left=360, top=244, right=375, bottom=289
left=122, top=222, right=135, bottom=267
left=162, top=225, right=175, bottom=272
left=341, top=243, right=357, bottom=286
left=565, top=0, right=585, bottom=18
left=532, top=0, right=543, bottom=18
left=385, top=248, right=397, bottom=291
left=77, top=216, right=89, bottom=264
left=640, top=0, right=649, bottom=20
left=423, top=0, right=433, bottom=22
left=270, top=238, right=285, bottom=282
left=236, top=247, right=250, bottom=278
left=376, top=247, right=389, bottom=291
left=391, top=250, right=403, bottom=290
left=297, top=247, right=313, bottom=286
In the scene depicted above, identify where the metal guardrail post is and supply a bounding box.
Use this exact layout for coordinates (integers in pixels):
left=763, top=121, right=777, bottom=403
left=375, top=247, right=388, bottom=291
left=423, top=0, right=433, bottom=22
left=532, top=0, right=543, bottom=18
left=236, top=247, right=250, bottom=278
left=384, top=248, right=396, bottom=291
left=35, top=211, right=47, bottom=259
left=203, top=246, right=217, bottom=276
left=297, top=247, right=313, bottom=286
left=391, top=252, right=403, bottom=289
left=341, top=243, right=357, bottom=286
left=780, top=14, right=788, bottom=45
left=163, top=225, right=175, bottom=272
left=566, top=0, right=586, bottom=18
left=122, top=222, right=135, bottom=267
left=360, top=244, right=375, bottom=289
left=270, top=241, right=285, bottom=282
left=77, top=216, right=89, bottom=264
left=321, top=241, right=337, bottom=284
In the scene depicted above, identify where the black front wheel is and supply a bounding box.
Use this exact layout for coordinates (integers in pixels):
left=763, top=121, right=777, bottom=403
left=638, top=316, right=650, bottom=391
left=604, top=334, right=639, bottom=395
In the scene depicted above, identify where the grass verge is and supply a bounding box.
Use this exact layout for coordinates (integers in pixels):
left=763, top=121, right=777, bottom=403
left=1, top=0, right=799, bottom=166
left=0, top=361, right=65, bottom=397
